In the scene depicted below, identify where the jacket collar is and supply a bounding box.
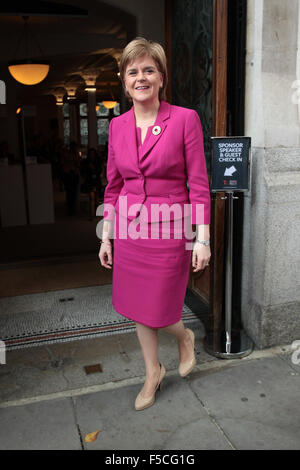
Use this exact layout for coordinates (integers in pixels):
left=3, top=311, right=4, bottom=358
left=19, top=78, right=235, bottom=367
left=122, top=99, right=171, bottom=165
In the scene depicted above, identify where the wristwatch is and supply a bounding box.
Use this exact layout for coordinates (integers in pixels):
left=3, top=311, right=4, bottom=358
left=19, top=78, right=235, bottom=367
left=196, top=239, right=210, bottom=246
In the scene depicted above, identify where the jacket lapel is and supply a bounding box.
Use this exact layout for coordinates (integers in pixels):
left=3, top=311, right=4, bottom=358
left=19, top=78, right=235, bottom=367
left=122, top=100, right=171, bottom=168
left=140, top=100, right=170, bottom=161
left=122, top=106, right=139, bottom=170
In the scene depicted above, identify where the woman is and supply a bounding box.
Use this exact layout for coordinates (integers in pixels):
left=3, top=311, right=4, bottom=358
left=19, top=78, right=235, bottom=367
left=99, top=37, right=211, bottom=411
left=81, top=147, right=103, bottom=220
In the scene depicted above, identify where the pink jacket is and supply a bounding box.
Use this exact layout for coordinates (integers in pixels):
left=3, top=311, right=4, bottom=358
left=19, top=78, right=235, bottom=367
left=103, top=99, right=211, bottom=225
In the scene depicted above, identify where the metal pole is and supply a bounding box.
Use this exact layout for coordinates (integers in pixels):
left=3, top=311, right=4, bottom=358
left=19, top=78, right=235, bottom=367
left=203, top=191, right=254, bottom=359
left=203, top=136, right=254, bottom=359
left=225, top=191, right=233, bottom=353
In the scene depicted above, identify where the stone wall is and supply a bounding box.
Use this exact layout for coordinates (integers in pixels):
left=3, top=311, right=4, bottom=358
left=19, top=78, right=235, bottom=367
left=242, top=0, right=300, bottom=348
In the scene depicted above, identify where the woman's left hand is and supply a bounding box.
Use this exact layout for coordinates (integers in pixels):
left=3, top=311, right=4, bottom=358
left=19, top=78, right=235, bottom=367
left=192, top=243, right=211, bottom=273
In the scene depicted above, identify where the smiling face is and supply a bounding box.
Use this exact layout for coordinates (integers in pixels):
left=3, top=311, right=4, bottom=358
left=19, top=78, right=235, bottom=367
left=123, top=55, right=164, bottom=105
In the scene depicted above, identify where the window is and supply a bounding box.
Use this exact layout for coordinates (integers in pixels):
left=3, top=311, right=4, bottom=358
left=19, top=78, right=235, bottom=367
left=63, top=103, right=70, bottom=146
left=63, top=120, right=70, bottom=146
left=97, top=118, right=109, bottom=145
left=80, top=119, right=88, bottom=146
left=96, top=102, right=121, bottom=145
left=96, top=103, right=109, bottom=117
left=79, top=103, right=88, bottom=117
left=79, top=103, right=88, bottom=146
left=78, top=101, right=121, bottom=147
left=113, top=102, right=120, bottom=116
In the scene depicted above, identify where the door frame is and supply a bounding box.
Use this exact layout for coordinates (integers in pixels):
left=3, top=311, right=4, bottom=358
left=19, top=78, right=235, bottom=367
left=165, top=0, right=228, bottom=334
left=209, top=0, right=228, bottom=333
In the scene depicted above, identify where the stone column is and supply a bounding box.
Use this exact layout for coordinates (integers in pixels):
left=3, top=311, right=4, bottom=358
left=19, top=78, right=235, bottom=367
left=53, top=90, right=65, bottom=141
left=242, top=0, right=300, bottom=348
left=56, top=105, right=64, bottom=141
left=65, top=87, right=78, bottom=144
left=86, top=88, right=98, bottom=149
left=68, top=101, right=78, bottom=143
left=81, top=73, right=98, bottom=149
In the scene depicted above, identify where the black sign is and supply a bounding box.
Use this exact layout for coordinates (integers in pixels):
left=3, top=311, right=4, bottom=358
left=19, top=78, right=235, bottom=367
left=210, top=137, right=251, bottom=192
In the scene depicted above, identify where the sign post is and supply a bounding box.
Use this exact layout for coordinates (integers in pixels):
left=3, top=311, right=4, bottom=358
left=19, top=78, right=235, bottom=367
left=203, top=136, right=254, bottom=358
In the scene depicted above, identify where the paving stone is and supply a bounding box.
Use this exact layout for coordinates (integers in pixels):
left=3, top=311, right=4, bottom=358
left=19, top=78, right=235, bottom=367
left=190, top=356, right=300, bottom=449
left=0, top=398, right=81, bottom=450
left=74, top=375, right=231, bottom=450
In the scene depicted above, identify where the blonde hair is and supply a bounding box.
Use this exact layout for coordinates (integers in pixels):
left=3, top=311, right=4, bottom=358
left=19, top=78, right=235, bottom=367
left=119, top=37, right=168, bottom=102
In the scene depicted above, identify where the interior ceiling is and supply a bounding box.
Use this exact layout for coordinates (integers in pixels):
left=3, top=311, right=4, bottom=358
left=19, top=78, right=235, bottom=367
left=0, top=0, right=132, bottom=101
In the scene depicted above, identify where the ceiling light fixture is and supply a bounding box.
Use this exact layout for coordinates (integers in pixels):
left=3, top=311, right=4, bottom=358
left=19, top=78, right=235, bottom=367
left=85, top=86, right=97, bottom=92
left=8, top=16, right=50, bottom=86
left=66, top=87, right=77, bottom=100
left=102, top=101, right=117, bottom=109
left=102, top=83, right=117, bottom=109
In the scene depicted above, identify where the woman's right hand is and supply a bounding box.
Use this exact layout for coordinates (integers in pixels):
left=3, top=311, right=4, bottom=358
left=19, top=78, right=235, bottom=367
left=99, top=240, right=113, bottom=269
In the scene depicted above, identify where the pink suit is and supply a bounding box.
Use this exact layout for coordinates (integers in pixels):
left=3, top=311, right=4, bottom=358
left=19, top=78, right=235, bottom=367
left=103, top=99, right=211, bottom=328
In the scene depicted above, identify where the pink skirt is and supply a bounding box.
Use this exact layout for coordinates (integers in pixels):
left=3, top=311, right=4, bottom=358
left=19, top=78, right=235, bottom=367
left=111, top=214, right=193, bottom=328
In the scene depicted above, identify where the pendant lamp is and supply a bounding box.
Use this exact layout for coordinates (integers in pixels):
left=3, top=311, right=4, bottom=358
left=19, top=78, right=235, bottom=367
left=8, top=16, right=50, bottom=86
left=102, top=100, right=117, bottom=109
left=102, top=83, right=117, bottom=109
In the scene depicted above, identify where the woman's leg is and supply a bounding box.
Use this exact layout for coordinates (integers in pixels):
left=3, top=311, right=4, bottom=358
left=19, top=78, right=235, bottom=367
left=135, top=322, right=161, bottom=397
left=162, top=320, right=194, bottom=363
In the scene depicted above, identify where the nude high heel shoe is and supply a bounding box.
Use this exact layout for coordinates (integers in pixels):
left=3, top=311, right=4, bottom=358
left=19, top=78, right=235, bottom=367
left=135, top=363, right=166, bottom=411
left=178, top=328, right=196, bottom=377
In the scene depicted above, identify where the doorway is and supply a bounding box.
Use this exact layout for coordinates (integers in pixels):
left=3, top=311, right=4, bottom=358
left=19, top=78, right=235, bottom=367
left=0, top=1, right=136, bottom=297
left=166, top=0, right=247, bottom=334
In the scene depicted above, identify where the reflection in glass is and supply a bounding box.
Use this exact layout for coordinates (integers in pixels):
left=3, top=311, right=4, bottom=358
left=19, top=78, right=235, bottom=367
left=171, top=0, right=212, bottom=174
left=63, top=103, right=70, bottom=118
left=64, top=119, right=70, bottom=146
left=97, top=118, right=109, bottom=145
left=79, top=103, right=88, bottom=117
left=96, top=103, right=109, bottom=117
left=113, top=103, right=120, bottom=116
left=80, top=118, right=88, bottom=146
